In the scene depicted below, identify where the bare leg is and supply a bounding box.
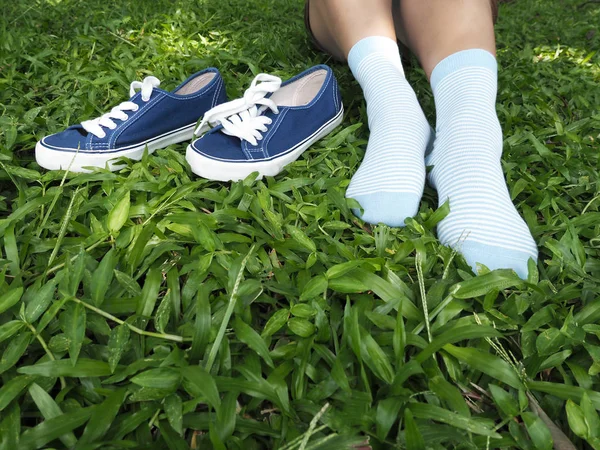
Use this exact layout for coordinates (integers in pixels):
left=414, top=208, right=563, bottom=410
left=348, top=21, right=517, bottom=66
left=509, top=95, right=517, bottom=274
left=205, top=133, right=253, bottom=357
left=396, top=0, right=496, bottom=78
left=307, top=0, right=433, bottom=227
left=395, top=0, right=537, bottom=277
left=307, top=0, right=396, bottom=60
left=307, top=0, right=536, bottom=274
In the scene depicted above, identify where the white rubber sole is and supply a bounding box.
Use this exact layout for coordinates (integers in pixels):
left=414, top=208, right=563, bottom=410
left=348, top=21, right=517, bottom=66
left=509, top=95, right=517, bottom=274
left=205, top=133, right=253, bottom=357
left=185, top=107, right=344, bottom=182
left=35, top=123, right=200, bottom=173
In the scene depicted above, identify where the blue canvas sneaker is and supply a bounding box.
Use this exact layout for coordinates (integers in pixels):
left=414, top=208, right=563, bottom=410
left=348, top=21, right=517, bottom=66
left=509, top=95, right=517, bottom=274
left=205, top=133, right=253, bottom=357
left=186, top=65, right=343, bottom=181
left=36, top=68, right=227, bottom=172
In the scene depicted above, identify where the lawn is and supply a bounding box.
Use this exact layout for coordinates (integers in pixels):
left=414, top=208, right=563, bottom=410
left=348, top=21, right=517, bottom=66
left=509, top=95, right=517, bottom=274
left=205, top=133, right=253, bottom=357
left=1, top=0, right=600, bottom=448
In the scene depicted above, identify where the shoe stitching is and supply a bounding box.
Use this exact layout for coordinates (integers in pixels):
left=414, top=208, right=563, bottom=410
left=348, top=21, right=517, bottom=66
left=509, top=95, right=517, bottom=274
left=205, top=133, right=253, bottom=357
left=110, top=92, right=164, bottom=147
left=211, top=79, right=222, bottom=108
left=241, top=107, right=288, bottom=160
left=196, top=108, right=341, bottom=163
left=241, top=140, right=254, bottom=160
left=330, top=74, right=336, bottom=110
left=91, top=144, right=111, bottom=151
left=87, top=91, right=145, bottom=150
left=332, top=76, right=341, bottom=113
left=259, top=107, right=289, bottom=158
left=45, top=124, right=194, bottom=154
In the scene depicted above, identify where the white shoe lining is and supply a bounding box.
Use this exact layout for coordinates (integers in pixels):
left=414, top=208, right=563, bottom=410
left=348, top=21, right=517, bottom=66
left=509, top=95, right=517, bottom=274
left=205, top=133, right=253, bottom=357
left=270, top=69, right=327, bottom=107
left=176, top=72, right=217, bottom=95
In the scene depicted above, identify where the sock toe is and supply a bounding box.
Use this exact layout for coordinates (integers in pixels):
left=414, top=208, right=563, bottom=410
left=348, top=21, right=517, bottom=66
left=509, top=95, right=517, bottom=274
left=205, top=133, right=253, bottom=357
left=459, top=240, right=538, bottom=279
left=351, top=192, right=421, bottom=227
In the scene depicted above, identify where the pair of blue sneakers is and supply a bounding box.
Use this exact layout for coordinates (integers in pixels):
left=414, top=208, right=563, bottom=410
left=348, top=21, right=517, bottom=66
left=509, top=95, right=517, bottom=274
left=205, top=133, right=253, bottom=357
left=36, top=66, right=344, bottom=181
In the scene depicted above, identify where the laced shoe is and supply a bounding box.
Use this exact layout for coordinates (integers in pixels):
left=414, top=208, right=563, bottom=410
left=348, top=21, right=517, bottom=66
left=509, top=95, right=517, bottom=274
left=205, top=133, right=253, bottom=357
left=36, top=68, right=227, bottom=172
left=186, top=65, right=343, bottom=181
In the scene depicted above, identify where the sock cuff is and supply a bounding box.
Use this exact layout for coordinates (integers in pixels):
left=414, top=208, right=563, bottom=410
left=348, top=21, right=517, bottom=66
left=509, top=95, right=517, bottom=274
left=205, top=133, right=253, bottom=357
left=348, top=36, right=404, bottom=75
left=430, top=49, right=497, bottom=91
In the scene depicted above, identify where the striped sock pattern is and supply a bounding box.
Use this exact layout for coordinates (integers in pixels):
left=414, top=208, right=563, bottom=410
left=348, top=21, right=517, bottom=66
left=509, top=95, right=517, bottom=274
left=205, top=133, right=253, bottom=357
left=346, top=36, right=432, bottom=227
left=426, top=49, right=538, bottom=278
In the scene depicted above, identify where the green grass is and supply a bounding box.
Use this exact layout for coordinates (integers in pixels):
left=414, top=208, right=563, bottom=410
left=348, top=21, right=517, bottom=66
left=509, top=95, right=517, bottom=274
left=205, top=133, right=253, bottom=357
left=1, top=0, right=600, bottom=448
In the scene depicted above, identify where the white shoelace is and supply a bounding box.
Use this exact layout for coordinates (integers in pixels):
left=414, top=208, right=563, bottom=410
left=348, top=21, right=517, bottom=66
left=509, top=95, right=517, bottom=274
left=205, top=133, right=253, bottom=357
left=195, top=74, right=282, bottom=146
left=81, top=76, right=161, bottom=139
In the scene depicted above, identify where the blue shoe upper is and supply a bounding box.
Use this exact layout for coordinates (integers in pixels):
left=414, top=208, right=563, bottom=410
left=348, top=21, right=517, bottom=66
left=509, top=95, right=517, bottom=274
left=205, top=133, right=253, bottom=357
left=41, top=68, right=227, bottom=153
left=189, top=65, right=342, bottom=162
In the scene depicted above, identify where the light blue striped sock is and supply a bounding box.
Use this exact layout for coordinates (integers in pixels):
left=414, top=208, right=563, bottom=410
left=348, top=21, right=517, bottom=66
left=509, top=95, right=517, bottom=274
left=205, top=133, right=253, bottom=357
left=346, top=36, right=432, bottom=227
left=426, top=49, right=538, bottom=278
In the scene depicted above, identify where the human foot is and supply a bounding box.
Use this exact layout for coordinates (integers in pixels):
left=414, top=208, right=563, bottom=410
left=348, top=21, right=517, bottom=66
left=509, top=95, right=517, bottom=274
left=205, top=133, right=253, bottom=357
left=345, top=36, right=432, bottom=227
left=426, top=49, right=537, bottom=278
